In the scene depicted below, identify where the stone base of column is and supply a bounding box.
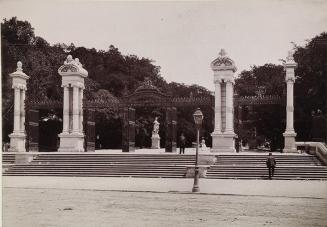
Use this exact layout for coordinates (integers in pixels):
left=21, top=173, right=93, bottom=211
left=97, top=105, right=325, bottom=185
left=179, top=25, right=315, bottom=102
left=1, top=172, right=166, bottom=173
left=151, top=134, right=160, bottom=149
left=211, top=131, right=236, bottom=153
left=9, top=132, right=26, bottom=152
left=283, top=131, right=297, bottom=153
left=58, top=132, right=85, bottom=152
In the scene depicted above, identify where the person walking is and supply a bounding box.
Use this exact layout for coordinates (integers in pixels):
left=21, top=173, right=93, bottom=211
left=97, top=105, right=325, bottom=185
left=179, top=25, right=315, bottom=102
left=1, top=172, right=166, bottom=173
left=266, top=152, right=276, bottom=180
left=179, top=133, right=186, bottom=154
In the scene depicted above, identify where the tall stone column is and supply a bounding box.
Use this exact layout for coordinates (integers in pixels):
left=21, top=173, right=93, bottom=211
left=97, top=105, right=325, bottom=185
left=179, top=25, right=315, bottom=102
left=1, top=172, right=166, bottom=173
left=58, top=55, right=88, bottom=152
left=225, top=79, right=235, bottom=133
left=214, top=80, right=222, bottom=133
left=72, top=85, right=80, bottom=133
left=20, top=89, right=26, bottom=133
left=62, top=85, right=69, bottom=133
left=283, top=51, right=297, bottom=153
left=79, top=87, right=84, bottom=133
left=210, top=49, right=237, bottom=153
left=9, top=61, right=29, bottom=152
left=13, top=87, right=21, bottom=133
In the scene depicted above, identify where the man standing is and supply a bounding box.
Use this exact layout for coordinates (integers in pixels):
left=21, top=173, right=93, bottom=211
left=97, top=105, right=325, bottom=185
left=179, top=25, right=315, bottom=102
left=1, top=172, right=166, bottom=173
left=266, top=153, right=276, bottom=180
left=179, top=133, right=186, bottom=154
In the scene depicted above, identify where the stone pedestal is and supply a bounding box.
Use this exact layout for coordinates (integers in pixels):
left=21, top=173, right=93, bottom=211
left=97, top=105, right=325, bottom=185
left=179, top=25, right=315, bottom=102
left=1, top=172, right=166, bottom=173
left=58, top=133, right=85, bottom=152
left=9, top=61, right=29, bottom=152
left=151, top=134, right=160, bottom=149
left=210, top=49, right=237, bottom=153
left=58, top=55, right=88, bottom=152
left=9, top=133, right=26, bottom=152
left=283, top=131, right=297, bottom=153
left=211, top=132, right=236, bottom=152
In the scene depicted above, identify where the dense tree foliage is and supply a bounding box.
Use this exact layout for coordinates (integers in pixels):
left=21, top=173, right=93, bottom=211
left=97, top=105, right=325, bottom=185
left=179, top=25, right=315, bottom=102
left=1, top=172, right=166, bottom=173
left=293, top=33, right=327, bottom=141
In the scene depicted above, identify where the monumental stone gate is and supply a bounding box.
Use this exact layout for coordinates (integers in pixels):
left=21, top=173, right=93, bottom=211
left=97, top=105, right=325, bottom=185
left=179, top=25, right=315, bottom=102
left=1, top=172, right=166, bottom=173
left=8, top=50, right=297, bottom=153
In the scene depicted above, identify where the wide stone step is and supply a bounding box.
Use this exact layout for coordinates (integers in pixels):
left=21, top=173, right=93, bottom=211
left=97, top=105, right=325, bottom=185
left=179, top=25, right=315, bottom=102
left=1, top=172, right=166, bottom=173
left=4, top=173, right=184, bottom=178
left=3, top=153, right=326, bottom=180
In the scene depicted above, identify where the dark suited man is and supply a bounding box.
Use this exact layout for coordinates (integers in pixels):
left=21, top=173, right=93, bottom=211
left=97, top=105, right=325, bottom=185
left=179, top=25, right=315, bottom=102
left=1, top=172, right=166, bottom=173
left=179, top=133, right=186, bottom=154
left=266, top=153, right=276, bottom=179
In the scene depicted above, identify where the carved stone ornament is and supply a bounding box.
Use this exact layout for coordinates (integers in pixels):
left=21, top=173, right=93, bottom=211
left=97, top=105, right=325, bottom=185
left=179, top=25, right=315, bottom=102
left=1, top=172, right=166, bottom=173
left=58, top=55, right=88, bottom=77
left=211, top=49, right=237, bottom=72
left=61, top=65, right=78, bottom=73
left=135, top=77, right=160, bottom=92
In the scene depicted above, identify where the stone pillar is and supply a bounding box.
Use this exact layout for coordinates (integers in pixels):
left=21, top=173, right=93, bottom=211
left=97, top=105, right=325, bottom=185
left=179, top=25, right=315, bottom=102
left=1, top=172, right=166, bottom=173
left=13, top=87, right=21, bottom=133
left=283, top=51, right=297, bottom=153
left=79, top=88, right=84, bottom=133
left=72, top=85, right=80, bottom=133
left=20, top=89, right=26, bottom=132
left=225, top=79, right=235, bottom=133
left=9, top=61, right=29, bottom=152
left=62, top=85, right=69, bottom=133
left=210, top=49, right=237, bottom=153
left=58, top=55, right=88, bottom=152
left=214, top=80, right=222, bottom=133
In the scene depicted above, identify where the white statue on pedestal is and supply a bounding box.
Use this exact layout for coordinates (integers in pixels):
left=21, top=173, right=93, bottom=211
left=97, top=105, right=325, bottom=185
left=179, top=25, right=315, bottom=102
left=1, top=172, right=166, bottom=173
left=201, top=137, right=207, bottom=148
left=153, top=117, right=160, bottom=135
left=151, top=117, right=160, bottom=149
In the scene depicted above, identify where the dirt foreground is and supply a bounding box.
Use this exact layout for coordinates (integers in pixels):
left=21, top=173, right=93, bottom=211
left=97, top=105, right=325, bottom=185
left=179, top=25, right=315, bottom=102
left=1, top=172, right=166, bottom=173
left=3, top=187, right=327, bottom=227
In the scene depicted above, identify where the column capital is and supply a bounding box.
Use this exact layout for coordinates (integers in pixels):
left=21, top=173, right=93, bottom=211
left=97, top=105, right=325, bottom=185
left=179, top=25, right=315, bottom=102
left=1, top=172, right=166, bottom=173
left=12, top=84, right=27, bottom=90
left=71, top=83, right=85, bottom=89
left=214, top=78, right=222, bottom=84
left=285, top=75, right=295, bottom=83
left=283, top=50, right=297, bottom=69
left=225, top=78, right=235, bottom=84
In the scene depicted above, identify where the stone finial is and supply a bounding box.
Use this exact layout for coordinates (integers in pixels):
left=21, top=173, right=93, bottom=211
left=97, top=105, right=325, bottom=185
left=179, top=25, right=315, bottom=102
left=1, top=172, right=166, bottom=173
left=219, top=49, right=227, bottom=57
left=74, top=58, right=82, bottom=67
left=64, top=55, right=74, bottom=65
left=286, top=50, right=294, bottom=62
left=17, top=61, right=23, bottom=71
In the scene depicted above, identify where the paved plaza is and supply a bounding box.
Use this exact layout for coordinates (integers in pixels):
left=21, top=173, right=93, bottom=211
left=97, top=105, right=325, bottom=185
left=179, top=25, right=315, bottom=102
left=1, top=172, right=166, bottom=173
left=3, top=176, right=327, bottom=227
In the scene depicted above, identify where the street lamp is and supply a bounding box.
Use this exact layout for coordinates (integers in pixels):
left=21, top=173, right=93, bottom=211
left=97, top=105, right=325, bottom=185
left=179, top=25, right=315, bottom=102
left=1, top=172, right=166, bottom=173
left=192, top=108, right=204, bottom=193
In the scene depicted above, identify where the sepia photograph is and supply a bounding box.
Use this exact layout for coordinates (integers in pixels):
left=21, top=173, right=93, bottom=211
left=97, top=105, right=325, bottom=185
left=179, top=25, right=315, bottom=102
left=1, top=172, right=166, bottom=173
left=1, top=0, right=327, bottom=226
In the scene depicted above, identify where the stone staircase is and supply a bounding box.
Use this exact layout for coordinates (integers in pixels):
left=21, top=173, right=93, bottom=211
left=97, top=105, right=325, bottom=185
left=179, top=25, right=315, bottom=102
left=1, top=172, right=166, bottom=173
left=206, top=154, right=327, bottom=180
left=2, top=153, right=327, bottom=180
left=2, top=153, right=195, bottom=178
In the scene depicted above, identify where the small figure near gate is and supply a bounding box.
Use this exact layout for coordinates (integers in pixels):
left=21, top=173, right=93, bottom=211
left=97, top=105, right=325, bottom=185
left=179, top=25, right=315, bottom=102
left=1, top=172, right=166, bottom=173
left=266, top=152, right=276, bottom=180
left=179, top=133, right=186, bottom=154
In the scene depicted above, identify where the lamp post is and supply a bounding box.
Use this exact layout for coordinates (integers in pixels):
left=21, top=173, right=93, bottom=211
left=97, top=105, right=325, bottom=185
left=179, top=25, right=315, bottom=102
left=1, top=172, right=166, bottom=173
left=192, top=108, right=204, bottom=193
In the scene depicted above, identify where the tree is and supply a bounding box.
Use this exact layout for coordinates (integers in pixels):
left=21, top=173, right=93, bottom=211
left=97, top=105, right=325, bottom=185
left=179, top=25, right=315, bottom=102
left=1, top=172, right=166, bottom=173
left=293, top=32, right=327, bottom=141
left=1, top=17, right=35, bottom=45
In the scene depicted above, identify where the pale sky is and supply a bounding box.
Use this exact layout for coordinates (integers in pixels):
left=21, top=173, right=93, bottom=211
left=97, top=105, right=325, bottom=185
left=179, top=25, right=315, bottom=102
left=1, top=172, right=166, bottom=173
left=1, top=0, right=327, bottom=91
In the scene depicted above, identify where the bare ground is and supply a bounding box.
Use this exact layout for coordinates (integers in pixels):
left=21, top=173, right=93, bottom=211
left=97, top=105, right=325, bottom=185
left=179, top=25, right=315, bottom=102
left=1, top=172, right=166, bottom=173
left=3, top=188, right=327, bottom=227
